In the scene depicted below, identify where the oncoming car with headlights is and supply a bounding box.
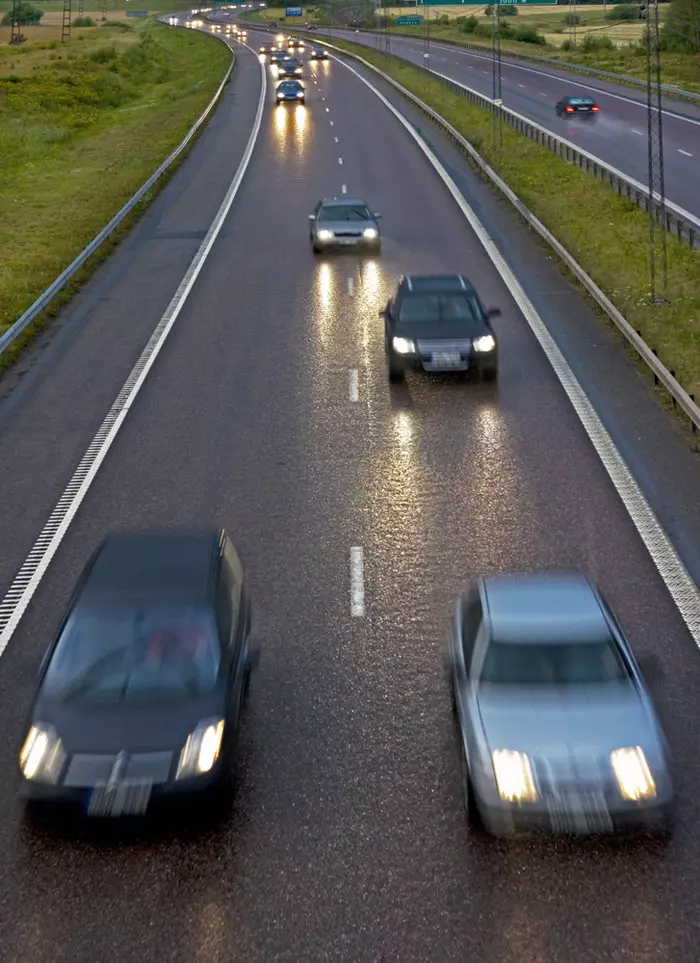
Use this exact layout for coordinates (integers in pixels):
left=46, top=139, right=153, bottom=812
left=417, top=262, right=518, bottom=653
left=276, top=80, right=305, bottom=104
left=18, top=529, right=257, bottom=819
left=381, top=275, right=499, bottom=383
left=309, top=197, right=381, bottom=254
left=278, top=57, right=303, bottom=78
left=448, top=572, right=674, bottom=838
left=309, top=47, right=329, bottom=60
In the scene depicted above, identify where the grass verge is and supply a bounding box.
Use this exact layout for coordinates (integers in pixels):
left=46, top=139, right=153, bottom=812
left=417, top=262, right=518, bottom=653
left=325, top=37, right=700, bottom=412
left=0, top=21, right=232, bottom=370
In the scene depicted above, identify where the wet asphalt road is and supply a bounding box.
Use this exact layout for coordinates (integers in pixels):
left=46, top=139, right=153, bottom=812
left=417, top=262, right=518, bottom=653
left=1, top=33, right=700, bottom=963
left=282, top=23, right=700, bottom=221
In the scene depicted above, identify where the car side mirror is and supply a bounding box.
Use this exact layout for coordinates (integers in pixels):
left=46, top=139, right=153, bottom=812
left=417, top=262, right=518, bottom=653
left=373, top=212, right=381, bottom=219
left=485, top=307, right=501, bottom=320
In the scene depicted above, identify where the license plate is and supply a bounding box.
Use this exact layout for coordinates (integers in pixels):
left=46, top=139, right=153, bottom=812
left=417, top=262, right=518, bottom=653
left=546, top=791, right=612, bottom=833
left=430, top=352, right=461, bottom=366
left=337, top=238, right=357, bottom=245
left=88, top=780, right=152, bottom=817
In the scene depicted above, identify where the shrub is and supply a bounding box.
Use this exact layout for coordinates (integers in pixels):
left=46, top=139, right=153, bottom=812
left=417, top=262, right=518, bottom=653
left=458, top=14, right=479, bottom=32
left=581, top=33, right=615, bottom=50
left=562, top=13, right=581, bottom=24
left=512, top=24, right=546, bottom=44
left=605, top=4, right=640, bottom=19
left=73, top=15, right=96, bottom=26
left=1, top=2, right=43, bottom=25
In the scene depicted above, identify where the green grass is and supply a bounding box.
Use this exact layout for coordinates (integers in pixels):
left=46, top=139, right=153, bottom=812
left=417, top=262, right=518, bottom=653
left=0, top=21, right=231, bottom=367
left=0, top=0, right=189, bottom=14
left=320, top=36, right=700, bottom=409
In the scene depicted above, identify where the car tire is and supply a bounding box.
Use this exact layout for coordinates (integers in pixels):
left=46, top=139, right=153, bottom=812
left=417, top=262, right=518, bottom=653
left=388, top=358, right=404, bottom=383
left=312, top=243, right=321, bottom=254
left=460, top=742, right=482, bottom=831
left=482, top=366, right=498, bottom=383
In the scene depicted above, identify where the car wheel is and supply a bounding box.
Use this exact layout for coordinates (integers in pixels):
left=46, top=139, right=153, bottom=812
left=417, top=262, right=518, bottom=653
left=312, top=243, right=321, bottom=254
left=460, top=742, right=482, bottom=830
left=388, top=359, right=404, bottom=383
left=482, top=366, right=498, bottom=383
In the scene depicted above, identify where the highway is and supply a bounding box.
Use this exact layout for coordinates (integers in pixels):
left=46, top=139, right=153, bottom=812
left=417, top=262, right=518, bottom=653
left=1, top=24, right=700, bottom=962
left=299, top=23, right=700, bottom=221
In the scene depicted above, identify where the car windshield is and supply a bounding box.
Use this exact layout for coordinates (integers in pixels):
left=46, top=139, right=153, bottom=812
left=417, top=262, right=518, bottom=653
left=280, top=82, right=300, bottom=90
left=319, top=204, right=372, bottom=222
left=570, top=98, right=595, bottom=105
left=397, top=293, right=483, bottom=325
left=42, top=606, right=221, bottom=703
left=479, top=638, right=631, bottom=686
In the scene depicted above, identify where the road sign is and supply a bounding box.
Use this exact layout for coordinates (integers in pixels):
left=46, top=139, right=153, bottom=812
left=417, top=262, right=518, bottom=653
left=126, top=9, right=148, bottom=16
left=397, top=15, right=423, bottom=24
left=285, top=5, right=302, bottom=15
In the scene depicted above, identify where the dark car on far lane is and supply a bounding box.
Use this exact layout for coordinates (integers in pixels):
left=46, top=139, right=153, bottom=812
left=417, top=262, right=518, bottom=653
left=276, top=79, right=305, bottom=104
left=18, top=529, right=256, bottom=819
left=381, top=275, right=499, bottom=383
left=555, top=95, right=600, bottom=118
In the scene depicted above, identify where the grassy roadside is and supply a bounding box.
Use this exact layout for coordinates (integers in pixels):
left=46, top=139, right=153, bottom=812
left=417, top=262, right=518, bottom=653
left=247, top=7, right=700, bottom=95
left=323, top=37, right=700, bottom=409
left=0, top=22, right=231, bottom=369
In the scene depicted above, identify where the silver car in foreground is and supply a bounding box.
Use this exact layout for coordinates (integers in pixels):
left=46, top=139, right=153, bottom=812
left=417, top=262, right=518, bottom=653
left=309, top=197, right=381, bottom=254
left=448, top=573, right=673, bottom=838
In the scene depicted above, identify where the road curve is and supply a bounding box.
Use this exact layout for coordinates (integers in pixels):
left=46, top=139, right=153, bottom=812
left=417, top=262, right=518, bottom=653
left=286, top=23, right=700, bottom=221
left=0, top=25, right=700, bottom=963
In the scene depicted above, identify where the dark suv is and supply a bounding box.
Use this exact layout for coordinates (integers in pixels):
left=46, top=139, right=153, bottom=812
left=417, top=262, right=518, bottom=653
left=380, top=275, right=500, bottom=383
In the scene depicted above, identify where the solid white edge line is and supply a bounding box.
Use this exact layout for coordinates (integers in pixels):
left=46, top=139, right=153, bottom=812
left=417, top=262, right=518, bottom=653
left=332, top=54, right=700, bottom=646
left=349, top=369, right=359, bottom=402
left=341, top=184, right=347, bottom=193
left=350, top=546, right=365, bottom=617
left=0, top=52, right=268, bottom=655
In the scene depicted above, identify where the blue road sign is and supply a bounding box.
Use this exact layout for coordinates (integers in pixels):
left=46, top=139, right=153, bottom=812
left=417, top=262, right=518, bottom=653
left=286, top=5, right=303, bottom=15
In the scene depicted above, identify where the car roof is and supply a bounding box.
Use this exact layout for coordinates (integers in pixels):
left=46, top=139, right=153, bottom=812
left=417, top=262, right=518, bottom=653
left=482, top=573, right=610, bottom=644
left=398, top=275, right=477, bottom=294
left=77, top=530, right=222, bottom=608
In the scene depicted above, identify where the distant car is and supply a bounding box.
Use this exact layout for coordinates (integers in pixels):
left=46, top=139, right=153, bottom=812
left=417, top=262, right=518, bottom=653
left=381, top=275, right=499, bottom=383
left=270, top=48, right=286, bottom=63
left=448, top=573, right=674, bottom=838
left=287, top=36, right=304, bottom=49
left=18, top=529, right=257, bottom=819
left=278, top=57, right=303, bottom=78
left=259, top=43, right=273, bottom=54
left=276, top=79, right=305, bottom=104
left=556, top=95, right=599, bottom=117
left=309, top=23, right=318, bottom=29
left=309, top=47, right=329, bottom=60
left=238, top=29, right=247, bottom=39
left=309, top=197, right=381, bottom=254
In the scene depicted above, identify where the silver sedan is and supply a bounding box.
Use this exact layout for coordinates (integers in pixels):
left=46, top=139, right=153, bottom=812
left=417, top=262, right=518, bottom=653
left=448, top=572, right=674, bottom=838
left=309, top=198, right=381, bottom=254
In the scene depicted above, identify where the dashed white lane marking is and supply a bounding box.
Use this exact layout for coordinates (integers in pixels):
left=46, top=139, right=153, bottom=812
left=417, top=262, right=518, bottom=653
left=325, top=107, right=330, bottom=112
left=341, top=184, right=347, bottom=193
left=334, top=56, right=700, bottom=647
left=678, top=148, right=693, bottom=157
left=632, top=129, right=645, bottom=136
left=350, top=547, right=365, bottom=617
left=518, top=83, right=525, bottom=88
left=338, top=157, right=343, bottom=165
left=322, top=96, right=326, bottom=100
left=349, top=368, right=359, bottom=401
left=334, top=135, right=339, bottom=143
left=330, top=120, right=334, bottom=126
left=0, top=53, right=270, bottom=655
left=347, top=277, right=355, bottom=296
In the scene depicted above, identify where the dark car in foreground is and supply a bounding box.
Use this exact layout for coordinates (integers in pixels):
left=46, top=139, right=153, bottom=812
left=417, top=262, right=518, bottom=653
left=448, top=573, right=673, bottom=838
left=276, top=80, right=305, bottom=104
left=309, top=47, right=329, bottom=60
left=381, top=275, right=499, bottom=383
left=18, top=529, right=256, bottom=819
left=309, top=197, right=381, bottom=253
left=556, top=95, right=600, bottom=118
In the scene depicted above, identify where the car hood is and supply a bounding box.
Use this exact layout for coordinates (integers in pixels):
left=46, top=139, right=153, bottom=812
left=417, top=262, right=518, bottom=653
left=31, top=691, right=225, bottom=754
left=477, top=686, right=662, bottom=758
left=317, top=219, right=378, bottom=233
left=394, top=321, right=487, bottom=341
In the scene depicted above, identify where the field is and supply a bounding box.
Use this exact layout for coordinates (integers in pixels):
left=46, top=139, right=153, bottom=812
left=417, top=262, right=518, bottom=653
left=0, top=20, right=231, bottom=365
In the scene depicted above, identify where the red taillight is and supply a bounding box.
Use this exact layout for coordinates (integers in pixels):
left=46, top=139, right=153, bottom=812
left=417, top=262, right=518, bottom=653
left=565, top=106, right=574, bottom=113
left=591, top=105, right=600, bottom=111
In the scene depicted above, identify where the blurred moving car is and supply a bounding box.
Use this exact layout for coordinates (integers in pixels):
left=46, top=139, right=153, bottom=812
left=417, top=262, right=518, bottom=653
left=287, top=36, right=304, bottom=49
left=278, top=57, right=303, bottom=78
left=309, top=47, right=329, bottom=60
left=447, top=573, right=674, bottom=838
left=276, top=80, right=305, bottom=104
left=19, top=529, right=257, bottom=819
left=259, top=43, right=273, bottom=55
left=381, top=275, right=499, bottom=383
left=555, top=95, right=600, bottom=118
left=270, top=48, right=287, bottom=63
left=309, top=197, right=381, bottom=254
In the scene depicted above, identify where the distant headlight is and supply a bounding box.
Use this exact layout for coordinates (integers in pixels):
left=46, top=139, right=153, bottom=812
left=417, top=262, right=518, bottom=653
left=473, top=334, right=496, bottom=353
left=492, top=749, right=538, bottom=803
left=317, top=229, right=333, bottom=241
left=175, top=719, right=225, bottom=779
left=19, top=724, right=66, bottom=784
left=611, top=746, right=657, bottom=801
left=392, top=337, right=416, bottom=355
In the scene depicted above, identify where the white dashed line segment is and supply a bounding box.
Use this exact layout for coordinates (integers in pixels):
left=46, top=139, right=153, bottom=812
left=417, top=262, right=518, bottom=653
left=350, top=547, right=365, bottom=617
left=347, top=277, right=355, bottom=296
left=349, top=368, right=359, bottom=401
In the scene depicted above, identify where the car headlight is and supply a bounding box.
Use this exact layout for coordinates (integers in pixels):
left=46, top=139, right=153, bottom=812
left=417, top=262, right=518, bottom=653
left=363, top=228, right=378, bottom=240
left=391, top=337, right=416, bottom=355
left=491, top=749, right=538, bottom=803
left=611, top=746, right=657, bottom=801
left=297, top=91, right=304, bottom=98
left=19, top=723, right=66, bottom=784
left=473, top=334, right=496, bottom=353
left=317, top=229, right=333, bottom=241
left=175, top=719, right=225, bottom=779
left=295, top=68, right=302, bottom=74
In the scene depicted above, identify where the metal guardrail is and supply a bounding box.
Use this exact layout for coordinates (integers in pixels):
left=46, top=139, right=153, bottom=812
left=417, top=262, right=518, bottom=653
left=0, top=28, right=235, bottom=362
left=256, top=22, right=700, bottom=248
left=250, top=22, right=700, bottom=433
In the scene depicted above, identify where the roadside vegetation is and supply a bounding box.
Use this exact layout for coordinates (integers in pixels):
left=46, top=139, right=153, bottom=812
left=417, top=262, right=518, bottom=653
left=308, top=35, right=700, bottom=407
left=0, top=21, right=231, bottom=367
left=248, top=4, right=700, bottom=94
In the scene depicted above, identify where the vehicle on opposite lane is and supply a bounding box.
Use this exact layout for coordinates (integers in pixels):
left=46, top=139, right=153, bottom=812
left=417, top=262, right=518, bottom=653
left=18, top=529, right=256, bottom=820
left=448, top=573, right=674, bottom=838
left=276, top=80, right=306, bottom=105
left=381, top=275, right=499, bottom=383
left=555, top=95, right=600, bottom=119
left=309, top=197, right=381, bottom=254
